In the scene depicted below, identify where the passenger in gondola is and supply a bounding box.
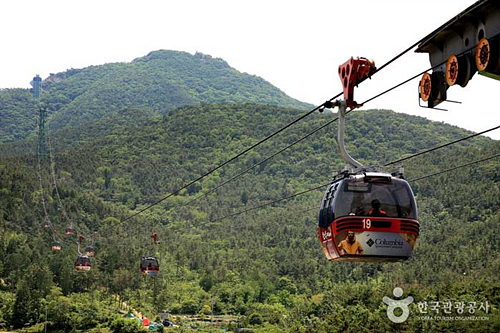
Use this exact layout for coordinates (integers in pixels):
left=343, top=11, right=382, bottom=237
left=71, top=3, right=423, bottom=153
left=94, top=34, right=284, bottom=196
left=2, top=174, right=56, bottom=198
left=368, top=199, right=387, bottom=217
left=338, top=231, right=364, bottom=255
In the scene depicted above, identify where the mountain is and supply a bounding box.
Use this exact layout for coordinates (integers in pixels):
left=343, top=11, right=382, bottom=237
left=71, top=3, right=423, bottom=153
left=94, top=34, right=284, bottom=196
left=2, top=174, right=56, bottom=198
left=0, top=50, right=311, bottom=143
left=1, top=103, right=499, bottom=332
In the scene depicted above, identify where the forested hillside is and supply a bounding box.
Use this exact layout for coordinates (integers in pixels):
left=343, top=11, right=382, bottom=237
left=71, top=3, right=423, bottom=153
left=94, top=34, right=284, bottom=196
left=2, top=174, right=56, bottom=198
left=0, top=50, right=310, bottom=143
left=1, top=103, right=499, bottom=332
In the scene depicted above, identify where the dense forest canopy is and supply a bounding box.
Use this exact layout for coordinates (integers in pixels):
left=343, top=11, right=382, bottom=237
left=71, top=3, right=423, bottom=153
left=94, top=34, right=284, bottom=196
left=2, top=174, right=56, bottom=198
left=0, top=52, right=499, bottom=333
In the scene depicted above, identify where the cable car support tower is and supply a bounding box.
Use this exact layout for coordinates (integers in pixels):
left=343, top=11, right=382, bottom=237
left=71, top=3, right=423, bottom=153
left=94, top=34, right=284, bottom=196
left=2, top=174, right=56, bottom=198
left=32, top=74, right=47, bottom=161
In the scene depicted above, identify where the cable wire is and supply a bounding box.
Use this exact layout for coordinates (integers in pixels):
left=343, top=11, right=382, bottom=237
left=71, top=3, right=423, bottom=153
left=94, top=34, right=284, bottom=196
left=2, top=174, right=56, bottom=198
left=120, top=96, right=341, bottom=222
left=120, top=28, right=441, bottom=222
left=180, top=117, right=338, bottom=208
left=178, top=35, right=500, bottom=213
left=35, top=106, right=50, bottom=228
left=169, top=99, right=498, bottom=233
left=204, top=123, right=500, bottom=223
left=47, top=120, right=75, bottom=230
left=210, top=152, right=500, bottom=222
left=384, top=125, right=500, bottom=167
left=180, top=56, right=493, bottom=216
left=408, top=152, right=500, bottom=182
left=210, top=182, right=330, bottom=223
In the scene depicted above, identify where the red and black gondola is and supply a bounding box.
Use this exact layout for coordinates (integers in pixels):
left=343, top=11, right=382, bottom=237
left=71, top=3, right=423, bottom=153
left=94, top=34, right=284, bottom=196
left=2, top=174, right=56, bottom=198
left=74, top=255, right=91, bottom=272
left=84, top=246, right=95, bottom=257
left=51, top=241, right=62, bottom=252
left=319, top=171, right=419, bottom=262
left=140, top=256, right=160, bottom=276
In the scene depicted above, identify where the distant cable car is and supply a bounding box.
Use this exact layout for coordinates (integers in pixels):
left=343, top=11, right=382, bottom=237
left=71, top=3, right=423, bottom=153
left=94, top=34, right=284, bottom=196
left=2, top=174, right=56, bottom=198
left=318, top=91, right=419, bottom=262
left=84, top=246, right=95, bottom=257
left=65, top=227, right=75, bottom=235
left=74, top=255, right=91, bottom=272
left=51, top=241, right=62, bottom=252
left=44, top=218, right=51, bottom=229
left=140, top=256, right=159, bottom=275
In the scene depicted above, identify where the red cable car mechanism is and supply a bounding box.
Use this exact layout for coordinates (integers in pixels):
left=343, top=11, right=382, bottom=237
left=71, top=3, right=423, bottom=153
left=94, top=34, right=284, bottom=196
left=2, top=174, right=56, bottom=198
left=318, top=56, right=419, bottom=262
left=338, top=57, right=376, bottom=109
left=416, top=0, right=500, bottom=108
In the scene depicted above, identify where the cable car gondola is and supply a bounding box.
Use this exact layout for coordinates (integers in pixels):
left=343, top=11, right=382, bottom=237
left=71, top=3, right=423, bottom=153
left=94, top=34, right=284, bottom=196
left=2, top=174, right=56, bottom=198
left=318, top=171, right=419, bottom=262
left=317, top=97, right=419, bottom=263
left=65, top=227, right=75, bottom=235
left=74, top=255, right=91, bottom=272
left=51, top=241, right=62, bottom=252
left=84, top=246, right=95, bottom=257
left=140, top=256, right=159, bottom=275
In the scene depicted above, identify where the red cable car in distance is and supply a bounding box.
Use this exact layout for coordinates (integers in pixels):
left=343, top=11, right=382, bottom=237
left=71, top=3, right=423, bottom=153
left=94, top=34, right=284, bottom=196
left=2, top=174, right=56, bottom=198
left=140, top=256, right=160, bottom=276
left=51, top=241, right=62, bottom=252
left=84, top=246, right=95, bottom=257
left=140, top=232, right=160, bottom=275
left=74, top=235, right=91, bottom=272
left=74, top=255, right=91, bottom=272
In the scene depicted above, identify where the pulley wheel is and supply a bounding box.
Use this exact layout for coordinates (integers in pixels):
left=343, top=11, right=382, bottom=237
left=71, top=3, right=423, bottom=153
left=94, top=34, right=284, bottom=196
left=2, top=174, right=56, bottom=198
left=419, top=73, right=431, bottom=101
left=476, top=38, right=490, bottom=71
left=446, top=55, right=459, bottom=86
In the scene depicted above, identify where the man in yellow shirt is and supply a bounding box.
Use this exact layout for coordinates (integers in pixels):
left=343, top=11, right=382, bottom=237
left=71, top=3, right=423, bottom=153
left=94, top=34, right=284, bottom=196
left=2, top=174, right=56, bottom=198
left=338, top=231, right=364, bottom=255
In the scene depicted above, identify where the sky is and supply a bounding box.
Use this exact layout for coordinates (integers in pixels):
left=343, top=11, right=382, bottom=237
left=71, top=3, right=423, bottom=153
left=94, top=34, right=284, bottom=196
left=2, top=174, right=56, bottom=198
left=1, top=0, right=499, bottom=139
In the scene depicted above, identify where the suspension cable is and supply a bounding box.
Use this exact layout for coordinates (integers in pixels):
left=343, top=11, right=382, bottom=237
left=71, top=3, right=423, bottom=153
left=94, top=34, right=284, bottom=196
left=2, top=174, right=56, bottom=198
left=35, top=107, right=50, bottom=228
left=409, top=152, right=500, bottom=182
left=180, top=117, right=339, bottom=208
left=171, top=33, right=500, bottom=215
left=209, top=152, right=500, bottom=223
left=177, top=62, right=496, bottom=213
left=167, top=67, right=500, bottom=227
left=47, top=120, right=75, bottom=231
left=197, top=122, right=500, bottom=225
left=384, top=125, right=500, bottom=167
left=120, top=96, right=341, bottom=222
